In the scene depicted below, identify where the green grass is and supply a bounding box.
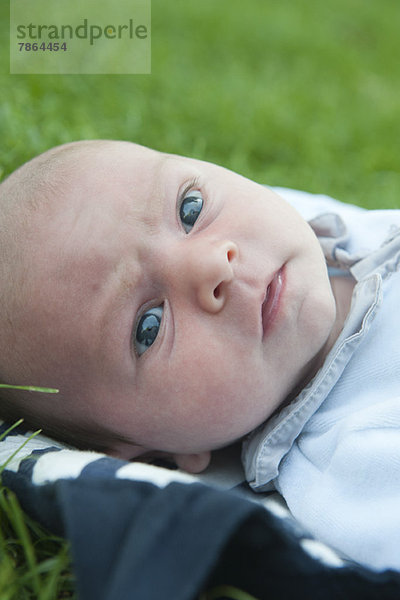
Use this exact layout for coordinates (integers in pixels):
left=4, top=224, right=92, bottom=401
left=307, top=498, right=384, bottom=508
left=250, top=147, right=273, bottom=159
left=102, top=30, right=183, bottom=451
left=0, top=0, right=399, bottom=596
left=0, top=486, right=75, bottom=599
left=1, top=0, right=399, bottom=208
left=0, top=422, right=75, bottom=599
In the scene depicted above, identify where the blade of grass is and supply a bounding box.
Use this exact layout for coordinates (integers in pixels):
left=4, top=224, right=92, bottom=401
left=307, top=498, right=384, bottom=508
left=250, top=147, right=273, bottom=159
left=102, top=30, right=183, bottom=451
left=0, top=486, right=75, bottom=599
left=0, top=384, right=59, bottom=393
left=0, top=507, right=19, bottom=600
left=38, top=548, right=72, bottom=600
left=0, top=418, right=24, bottom=442
left=200, top=585, right=259, bottom=600
left=5, top=491, right=41, bottom=597
left=0, top=428, right=43, bottom=476
left=0, top=428, right=75, bottom=598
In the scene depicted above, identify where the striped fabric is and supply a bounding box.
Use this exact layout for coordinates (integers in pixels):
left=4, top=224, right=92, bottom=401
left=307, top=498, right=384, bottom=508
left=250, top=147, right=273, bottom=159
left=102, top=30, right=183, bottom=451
left=2, top=420, right=400, bottom=600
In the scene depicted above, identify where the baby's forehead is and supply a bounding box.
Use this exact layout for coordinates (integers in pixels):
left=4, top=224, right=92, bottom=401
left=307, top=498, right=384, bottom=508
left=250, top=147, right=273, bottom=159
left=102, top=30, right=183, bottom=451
left=22, top=139, right=160, bottom=186
left=9, top=141, right=159, bottom=219
left=6, top=141, right=201, bottom=245
left=21, top=141, right=166, bottom=253
left=54, top=141, right=165, bottom=199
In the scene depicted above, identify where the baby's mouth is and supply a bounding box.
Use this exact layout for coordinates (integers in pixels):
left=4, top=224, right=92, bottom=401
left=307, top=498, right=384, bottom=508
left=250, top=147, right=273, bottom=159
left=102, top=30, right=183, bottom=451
left=261, top=267, right=284, bottom=339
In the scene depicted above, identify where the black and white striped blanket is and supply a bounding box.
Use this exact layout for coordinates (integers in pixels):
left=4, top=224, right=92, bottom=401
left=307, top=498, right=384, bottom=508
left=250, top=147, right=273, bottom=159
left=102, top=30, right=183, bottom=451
left=1, top=420, right=400, bottom=600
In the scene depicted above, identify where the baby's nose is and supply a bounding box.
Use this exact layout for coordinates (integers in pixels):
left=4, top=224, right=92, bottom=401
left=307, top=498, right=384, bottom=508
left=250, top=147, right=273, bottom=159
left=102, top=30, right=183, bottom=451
left=182, top=240, right=238, bottom=313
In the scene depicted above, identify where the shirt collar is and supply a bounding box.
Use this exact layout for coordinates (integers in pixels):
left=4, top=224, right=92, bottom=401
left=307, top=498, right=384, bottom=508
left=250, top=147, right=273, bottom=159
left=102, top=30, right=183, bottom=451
left=242, top=272, right=381, bottom=490
left=242, top=212, right=400, bottom=491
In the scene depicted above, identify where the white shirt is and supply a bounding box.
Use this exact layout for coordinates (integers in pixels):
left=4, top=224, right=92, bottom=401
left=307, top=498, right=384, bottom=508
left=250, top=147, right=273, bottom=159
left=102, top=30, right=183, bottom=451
left=242, top=188, right=400, bottom=571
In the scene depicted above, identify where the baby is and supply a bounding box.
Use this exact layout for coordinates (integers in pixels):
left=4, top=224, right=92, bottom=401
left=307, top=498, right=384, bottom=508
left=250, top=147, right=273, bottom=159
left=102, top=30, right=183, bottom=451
left=1, top=140, right=400, bottom=570
left=0, top=140, right=352, bottom=469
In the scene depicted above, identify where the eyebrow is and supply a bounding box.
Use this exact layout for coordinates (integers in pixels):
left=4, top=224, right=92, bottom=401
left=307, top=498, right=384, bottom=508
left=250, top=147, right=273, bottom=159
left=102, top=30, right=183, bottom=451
left=96, top=257, right=143, bottom=373
left=138, top=154, right=170, bottom=233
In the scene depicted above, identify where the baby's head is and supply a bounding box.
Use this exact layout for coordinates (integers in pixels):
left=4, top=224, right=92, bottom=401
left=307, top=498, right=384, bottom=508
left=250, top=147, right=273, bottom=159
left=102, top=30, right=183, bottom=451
left=0, top=140, right=336, bottom=471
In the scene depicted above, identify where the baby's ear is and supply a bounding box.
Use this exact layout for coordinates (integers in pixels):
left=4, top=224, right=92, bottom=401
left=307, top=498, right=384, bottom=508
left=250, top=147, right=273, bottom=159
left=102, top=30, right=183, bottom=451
left=173, top=451, right=211, bottom=473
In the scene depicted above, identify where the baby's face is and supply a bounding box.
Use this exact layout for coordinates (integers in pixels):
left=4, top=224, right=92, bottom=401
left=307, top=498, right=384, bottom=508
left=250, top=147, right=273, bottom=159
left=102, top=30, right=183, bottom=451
left=20, top=141, right=336, bottom=463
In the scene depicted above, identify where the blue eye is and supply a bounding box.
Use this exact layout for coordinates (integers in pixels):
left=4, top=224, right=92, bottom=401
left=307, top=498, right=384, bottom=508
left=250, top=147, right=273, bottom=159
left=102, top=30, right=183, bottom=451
left=134, top=305, right=163, bottom=356
left=179, top=190, right=203, bottom=233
